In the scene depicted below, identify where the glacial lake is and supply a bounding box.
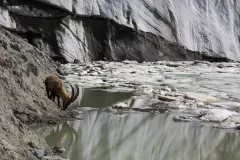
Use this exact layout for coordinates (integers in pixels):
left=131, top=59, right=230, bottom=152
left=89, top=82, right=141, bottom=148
left=35, top=87, right=240, bottom=160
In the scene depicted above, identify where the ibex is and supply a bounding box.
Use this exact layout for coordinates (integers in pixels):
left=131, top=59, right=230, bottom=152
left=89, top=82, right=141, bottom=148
left=44, top=75, right=79, bottom=110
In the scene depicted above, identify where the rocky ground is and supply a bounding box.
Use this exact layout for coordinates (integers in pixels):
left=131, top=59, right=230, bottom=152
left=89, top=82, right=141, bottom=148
left=0, top=27, right=78, bottom=159
left=61, top=60, right=240, bottom=130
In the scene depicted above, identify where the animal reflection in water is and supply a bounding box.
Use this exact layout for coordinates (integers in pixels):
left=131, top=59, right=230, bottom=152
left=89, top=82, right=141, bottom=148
left=44, top=75, right=79, bottom=110
left=45, top=122, right=78, bottom=148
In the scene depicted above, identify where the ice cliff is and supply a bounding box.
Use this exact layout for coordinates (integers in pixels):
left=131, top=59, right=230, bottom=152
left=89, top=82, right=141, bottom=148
left=0, top=0, right=239, bottom=63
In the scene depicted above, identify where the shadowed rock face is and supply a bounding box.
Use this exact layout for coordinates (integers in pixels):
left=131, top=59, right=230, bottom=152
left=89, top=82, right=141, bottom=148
left=0, top=0, right=239, bottom=62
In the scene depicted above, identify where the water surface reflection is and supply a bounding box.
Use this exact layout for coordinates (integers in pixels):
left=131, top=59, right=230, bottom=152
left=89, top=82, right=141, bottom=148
left=35, top=88, right=240, bottom=160
left=69, top=87, right=134, bottom=109
left=36, top=110, right=240, bottom=160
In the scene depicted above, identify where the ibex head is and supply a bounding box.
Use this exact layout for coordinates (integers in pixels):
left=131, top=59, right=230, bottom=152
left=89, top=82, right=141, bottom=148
left=62, top=84, right=79, bottom=110
left=44, top=75, right=79, bottom=110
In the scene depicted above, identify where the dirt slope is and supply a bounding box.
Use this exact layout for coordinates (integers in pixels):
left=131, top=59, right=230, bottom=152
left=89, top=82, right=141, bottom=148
left=0, top=27, right=75, bottom=159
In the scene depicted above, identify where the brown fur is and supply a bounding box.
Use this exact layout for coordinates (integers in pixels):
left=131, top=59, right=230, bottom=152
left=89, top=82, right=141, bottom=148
left=44, top=75, right=79, bottom=110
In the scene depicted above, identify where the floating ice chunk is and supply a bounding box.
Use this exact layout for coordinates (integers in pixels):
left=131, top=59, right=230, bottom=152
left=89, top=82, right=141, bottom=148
left=112, top=102, right=128, bottom=108
left=184, top=92, right=217, bottom=102
left=173, top=109, right=233, bottom=123
left=210, top=101, right=240, bottom=110
left=199, top=109, right=232, bottom=122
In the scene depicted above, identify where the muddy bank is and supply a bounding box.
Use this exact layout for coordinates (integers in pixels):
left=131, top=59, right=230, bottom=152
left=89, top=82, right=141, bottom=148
left=0, top=27, right=78, bottom=159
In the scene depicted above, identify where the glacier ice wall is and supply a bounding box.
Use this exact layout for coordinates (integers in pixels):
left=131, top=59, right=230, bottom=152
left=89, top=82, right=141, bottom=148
left=0, top=0, right=239, bottom=62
